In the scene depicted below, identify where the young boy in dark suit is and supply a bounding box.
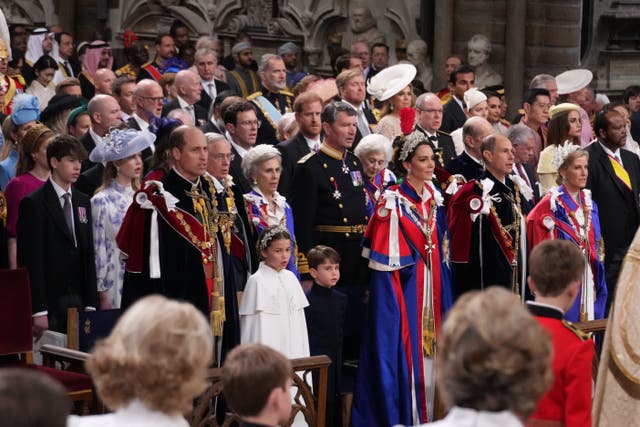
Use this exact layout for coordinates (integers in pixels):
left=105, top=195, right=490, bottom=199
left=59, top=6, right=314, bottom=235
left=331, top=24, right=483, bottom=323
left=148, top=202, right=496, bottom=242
left=18, top=135, right=97, bottom=336
left=304, top=245, right=347, bottom=427
left=526, top=239, right=594, bottom=427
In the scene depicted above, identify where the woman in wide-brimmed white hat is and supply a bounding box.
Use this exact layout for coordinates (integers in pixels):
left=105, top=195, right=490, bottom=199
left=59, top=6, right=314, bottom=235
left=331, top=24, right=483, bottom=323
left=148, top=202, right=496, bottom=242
left=368, top=63, right=417, bottom=140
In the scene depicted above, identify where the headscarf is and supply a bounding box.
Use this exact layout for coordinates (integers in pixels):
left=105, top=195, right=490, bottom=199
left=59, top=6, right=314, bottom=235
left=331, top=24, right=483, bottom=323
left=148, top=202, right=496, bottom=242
left=82, top=40, right=112, bottom=78
left=25, top=28, right=49, bottom=65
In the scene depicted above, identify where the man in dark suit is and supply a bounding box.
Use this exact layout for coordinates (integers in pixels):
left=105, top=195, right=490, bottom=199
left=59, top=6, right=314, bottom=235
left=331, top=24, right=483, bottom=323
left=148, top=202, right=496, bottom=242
left=508, top=123, right=540, bottom=212
left=415, top=92, right=456, bottom=167
left=162, top=70, right=208, bottom=126
left=200, top=90, right=235, bottom=135
left=276, top=92, right=323, bottom=198
left=194, top=48, right=230, bottom=113
left=75, top=95, right=123, bottom=195
left=223, top=100, right=258, bottom=200
left=17, top=136, right=98, bottom=335
left=441, top=65, right=475, bottom=133
left=126, top=79, right=164, bottom=132
left=446, top=116, right=491, bottom=181
left=586, top=110, right=640, bottom=312
left=336, top=68, right=376, bottom=147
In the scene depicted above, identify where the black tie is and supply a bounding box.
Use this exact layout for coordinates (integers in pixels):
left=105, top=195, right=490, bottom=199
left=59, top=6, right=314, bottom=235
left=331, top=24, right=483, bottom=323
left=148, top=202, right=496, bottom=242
left=62, top=61, right=73, bottom=77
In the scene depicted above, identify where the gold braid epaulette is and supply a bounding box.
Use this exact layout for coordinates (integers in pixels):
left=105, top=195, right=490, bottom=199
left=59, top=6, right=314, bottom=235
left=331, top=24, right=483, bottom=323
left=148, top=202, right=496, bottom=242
left=562, top=319, right=590, bottom=341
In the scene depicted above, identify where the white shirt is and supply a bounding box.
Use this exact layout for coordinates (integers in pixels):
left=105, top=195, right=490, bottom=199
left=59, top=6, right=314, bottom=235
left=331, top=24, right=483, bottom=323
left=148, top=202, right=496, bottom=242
left=131, top=113, right=150, bottom=132
left=89, top=127, right=104, bottom=148
left=201, top=79, right=217, bottom=100
left=599, top=141, right=624, bottom=167
left=230, top=139, right=249, bottom=158
left=67, top=399, right=189, bottom=427
left=304, top=135, right=321, bottom=152
left=419, top=406, right=524, bottom=427
left=177, top=96, right=195, bottom=122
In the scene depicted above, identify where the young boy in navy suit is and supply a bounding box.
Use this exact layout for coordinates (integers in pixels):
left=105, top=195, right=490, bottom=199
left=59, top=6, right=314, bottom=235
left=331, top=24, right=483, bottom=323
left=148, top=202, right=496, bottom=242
left=526, top=240, right=594, bottom=427
left=304, top=245, right=347, bottom=427
left=18, top=135, right=97, bottom=336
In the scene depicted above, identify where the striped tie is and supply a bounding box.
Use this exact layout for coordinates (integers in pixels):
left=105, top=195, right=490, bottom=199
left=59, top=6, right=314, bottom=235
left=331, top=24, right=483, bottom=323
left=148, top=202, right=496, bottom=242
left=609, top=155, right=632, bottom=190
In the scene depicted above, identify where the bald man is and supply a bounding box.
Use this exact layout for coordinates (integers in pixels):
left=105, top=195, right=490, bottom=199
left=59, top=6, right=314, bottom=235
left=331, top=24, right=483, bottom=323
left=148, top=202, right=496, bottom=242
left=94, top=68, right=116, bottom=96
left=162, top=69, right=208, bottom=126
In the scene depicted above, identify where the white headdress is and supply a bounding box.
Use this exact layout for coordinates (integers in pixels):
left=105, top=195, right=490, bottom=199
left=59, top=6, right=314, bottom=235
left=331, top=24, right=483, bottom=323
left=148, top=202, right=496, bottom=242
left=551, top=140, right=581, bottom=171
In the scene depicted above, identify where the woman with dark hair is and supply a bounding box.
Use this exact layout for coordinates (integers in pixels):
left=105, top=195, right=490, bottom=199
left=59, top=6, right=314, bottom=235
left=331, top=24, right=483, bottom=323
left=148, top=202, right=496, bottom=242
left=527, top=146, right=607, bottom=322
left=25, top=55, right=57, bottom=110
left=537, top=103, right=582, bottom=194
left=4, top=123, right=54, bottom=268
left=352, top=128, right=453, bottom=427
left=90, top=128, right=155, bottom=309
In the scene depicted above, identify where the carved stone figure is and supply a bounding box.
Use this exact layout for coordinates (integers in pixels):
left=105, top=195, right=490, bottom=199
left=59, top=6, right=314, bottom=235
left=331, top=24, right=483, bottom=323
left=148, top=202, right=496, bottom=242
left=407, top=39, right=433, bottom=91
left=467, top=34, right=503, bottom=88
left=341, top=5, right=385, bottom=49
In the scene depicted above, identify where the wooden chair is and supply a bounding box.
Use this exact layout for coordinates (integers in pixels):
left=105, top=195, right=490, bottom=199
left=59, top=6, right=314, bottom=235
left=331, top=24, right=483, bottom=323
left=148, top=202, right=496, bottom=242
left=0, top=269, right=94, bottom=414
left=189, top=355, right=331, bottom=427
left=66, top=307, right=121, bottom=352
left=574, top=318, right=608, bottom=381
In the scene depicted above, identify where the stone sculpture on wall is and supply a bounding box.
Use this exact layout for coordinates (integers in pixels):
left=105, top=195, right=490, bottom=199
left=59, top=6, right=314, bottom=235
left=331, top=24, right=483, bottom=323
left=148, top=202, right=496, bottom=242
left=407, top=39, right=433, bottom=91
left=341, top=4, right=386, bottom=49
left=467, top=34, right=503, bottom=88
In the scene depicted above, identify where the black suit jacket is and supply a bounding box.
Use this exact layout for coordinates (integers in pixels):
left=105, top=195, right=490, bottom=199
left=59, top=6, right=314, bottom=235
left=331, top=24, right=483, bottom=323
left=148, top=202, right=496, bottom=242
left=414, top=125, right=456, bottom=168
left=276, top=132, right=312, bottom=198
left=446, top=151, right=484, bottom=182
left=124, top=117, right=154, bottom=165
left=200, top=120, right=225, bottom=135
left=585, top=142, right=640, bottom=273
left=229, top=145, right=253, bottom=198
left=196, top=79, right=230, bottom=113
left=441, top=98, right=466, bottom=134
left=17, top=181, right=97, bottom=329
left=162, top=100, right=208, bottom=126
left=80, top=131, right=99, bottom=172
left=631, top=111, right=640, bottom=144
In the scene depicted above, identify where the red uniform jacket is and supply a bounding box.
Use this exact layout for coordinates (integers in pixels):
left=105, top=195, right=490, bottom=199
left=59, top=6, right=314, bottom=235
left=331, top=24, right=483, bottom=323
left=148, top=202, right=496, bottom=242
left=527, top=302, right=594, bottom=427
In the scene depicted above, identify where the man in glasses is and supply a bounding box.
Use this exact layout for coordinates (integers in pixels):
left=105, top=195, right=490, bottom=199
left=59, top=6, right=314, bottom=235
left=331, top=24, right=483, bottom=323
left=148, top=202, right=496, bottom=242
left=414, top=92, right=456, bottom=168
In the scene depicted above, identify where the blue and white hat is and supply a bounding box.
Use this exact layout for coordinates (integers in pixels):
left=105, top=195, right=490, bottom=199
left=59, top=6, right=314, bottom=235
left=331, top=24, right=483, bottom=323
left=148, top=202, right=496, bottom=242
left=89, top=128, right=156, bottom=164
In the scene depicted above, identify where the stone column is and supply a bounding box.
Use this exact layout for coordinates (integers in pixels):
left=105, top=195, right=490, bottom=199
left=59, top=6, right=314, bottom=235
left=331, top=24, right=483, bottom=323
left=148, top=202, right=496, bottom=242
left=432, top=0, right=454, bottom=91
left=504, top=0, right=526, bottom=118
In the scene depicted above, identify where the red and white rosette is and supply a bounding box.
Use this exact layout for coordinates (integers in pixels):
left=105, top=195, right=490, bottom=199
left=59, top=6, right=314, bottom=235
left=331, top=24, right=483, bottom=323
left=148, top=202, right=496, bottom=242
left=468, top=195, right=485, bottom=222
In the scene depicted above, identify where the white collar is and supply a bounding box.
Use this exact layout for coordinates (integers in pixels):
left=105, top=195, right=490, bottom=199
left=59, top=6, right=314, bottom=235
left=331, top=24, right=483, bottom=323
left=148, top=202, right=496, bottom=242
left=89, top=127, right=104, bottom=146
left=452, top=95, right=464, bottom=109
left=177, top=96, right=193, bottom=109
left=464, top=149, right=483, bottom=165
left=230, top=139, right=249, bottom=158
left=252, top=185, right=286, bottom=207
left=172, top=167, right=200, bottom=187
left=599, top=140, right=621, bottom=160
left=342, top=99, right=364, bottom=112
left=50, top=176, right=71, bottom=196
left=132, top=113, right=150, bottom=131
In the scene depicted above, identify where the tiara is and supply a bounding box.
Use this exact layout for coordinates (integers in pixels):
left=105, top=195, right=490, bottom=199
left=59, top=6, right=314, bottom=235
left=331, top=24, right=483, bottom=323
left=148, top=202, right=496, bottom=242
left=551, top=140, right=581, bottom=171
left=398, top=131, right=426, bottom=162
left=258, top=225, right=289, bottom=250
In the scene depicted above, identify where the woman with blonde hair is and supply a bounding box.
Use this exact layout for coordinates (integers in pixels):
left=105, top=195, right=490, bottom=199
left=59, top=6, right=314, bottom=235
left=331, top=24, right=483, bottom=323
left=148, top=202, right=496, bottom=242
left=527, top=146, right=607, bottom=322
left=422, top=287, right=553, bottom=426
left=369, top=63, right=417, bottom=140
left=67, top=295, right=213, bottom=426
left=90, top=128, right=155, bottom=309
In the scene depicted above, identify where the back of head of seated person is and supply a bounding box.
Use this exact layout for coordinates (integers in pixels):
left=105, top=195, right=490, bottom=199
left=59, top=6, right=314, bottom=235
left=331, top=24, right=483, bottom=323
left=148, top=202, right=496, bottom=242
left=222, top=343, right=293, bottom=427
left=0, top=368, right=70, bottom=427
left=431, top=287, right=553, bottom=425
left=68, top=295, right=213, bottom=425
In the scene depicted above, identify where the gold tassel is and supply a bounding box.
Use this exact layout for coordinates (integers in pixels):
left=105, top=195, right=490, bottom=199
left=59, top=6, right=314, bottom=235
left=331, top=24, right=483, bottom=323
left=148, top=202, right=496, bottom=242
left=423, top=308, right=435, bottom=358
left=210, top=292, right=226, bottom=337
left=580, top=303, right=588, bottom=322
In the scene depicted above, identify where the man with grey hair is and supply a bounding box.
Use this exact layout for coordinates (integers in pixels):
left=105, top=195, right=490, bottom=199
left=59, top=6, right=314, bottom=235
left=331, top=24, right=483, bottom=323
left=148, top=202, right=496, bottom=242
left=126, top=79, right=164, bottom=132
left=448, top=133, right=527, bottom=299
left=529, top=74, right=558, bottom=105
left=445, top=116, right=492, bottom=180
left=414, top=92, right=456, bottom=167
left=194, top=48, right=230, bottom=112
left=508, top=124, right=540, bottom=208
left=162, top=69, right=208, bottom=126
left=291, top=101, right=370, bottom=368
left=248, top=54, right=294, bottom=145
left=467, top=34, right=502, bottom=88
